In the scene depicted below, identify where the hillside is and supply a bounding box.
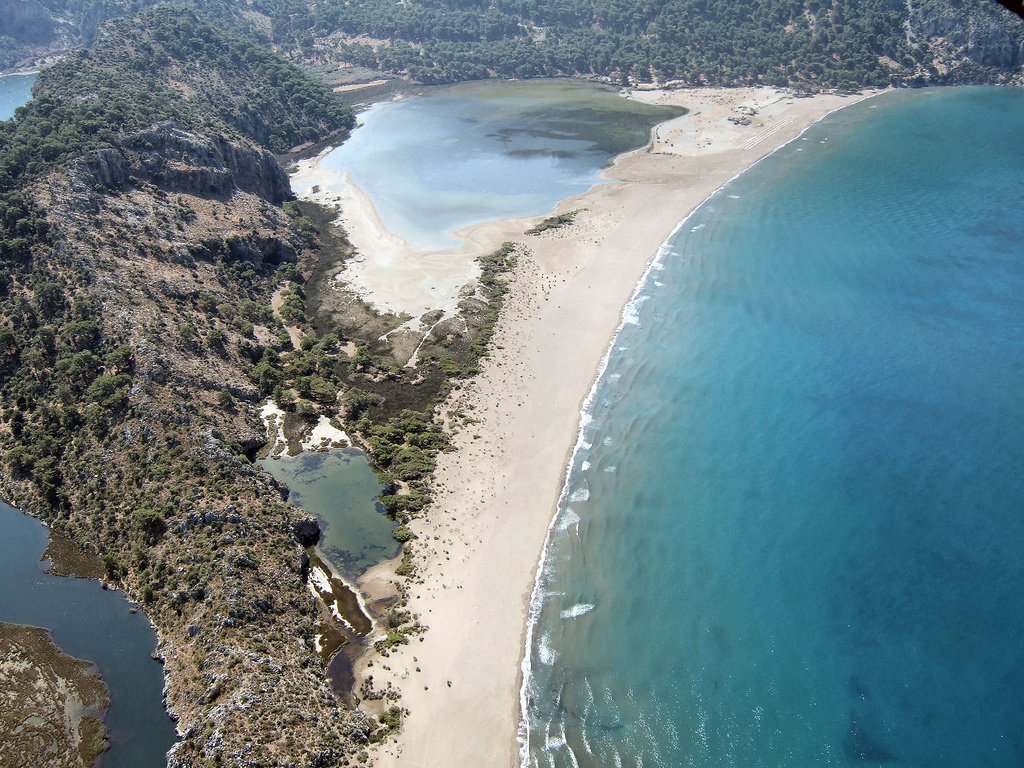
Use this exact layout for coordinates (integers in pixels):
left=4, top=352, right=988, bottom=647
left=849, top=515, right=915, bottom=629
left=0, top=9, right=375, bottom=766
left=6, top=0, right=1023, bottom=88
left=289, top=0, right=1024, bottom=86
left=1, top=4, right=526, bottom=763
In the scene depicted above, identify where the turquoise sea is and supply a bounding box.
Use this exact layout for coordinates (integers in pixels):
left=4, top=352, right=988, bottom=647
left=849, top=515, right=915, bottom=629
left=0, top=73, right=36, bottom=121
left=524, top=87, right=1024, bottom=768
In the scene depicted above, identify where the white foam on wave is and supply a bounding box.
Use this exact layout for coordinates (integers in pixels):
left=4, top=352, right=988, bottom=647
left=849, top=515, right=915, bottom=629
left=602, top=436, right=614, bottom=446
left=569, top=486, right=590, bottom=503
left=545, top=735, right=566, bottom=751
left=560, top=603, right=596, bottom=619
left=557, top=507, right=580, bottom=531
left=578, top=678, right=596, bottom=758
left=690, top=223, right=705, bottom=232
left=537, top=632, right=558, bottom=665
left=727, top=194, right=741, bottom=199
left=604, top=465, right=617, bottom=473
left=580, top=460, right=591, bottom=471
left=622, top=294, right=650, bottom=326
left=516, top=94, right=880, bottom=767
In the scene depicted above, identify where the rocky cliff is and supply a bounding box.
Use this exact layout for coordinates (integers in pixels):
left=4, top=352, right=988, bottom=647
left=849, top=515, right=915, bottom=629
left=74, top=122, right=293, bottom=205
left=909, top=0, right=1024, bottom=80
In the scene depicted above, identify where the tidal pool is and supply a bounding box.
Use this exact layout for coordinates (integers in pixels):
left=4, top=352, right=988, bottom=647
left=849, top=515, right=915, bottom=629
left=259, top=449, right=397, bottom=578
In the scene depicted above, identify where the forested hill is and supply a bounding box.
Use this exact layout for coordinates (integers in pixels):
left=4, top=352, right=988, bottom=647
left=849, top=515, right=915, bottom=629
left=2, top=5, right=350, bottom=184
left=5, top=0, right=1024, bottom=88
left=283, top=0, right=1024, bottom=86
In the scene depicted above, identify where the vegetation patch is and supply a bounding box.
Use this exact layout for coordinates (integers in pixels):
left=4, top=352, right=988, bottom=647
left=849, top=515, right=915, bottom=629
left=0, top=623, right=110, bottom=768
left=527, top=209, right=583, bottom=235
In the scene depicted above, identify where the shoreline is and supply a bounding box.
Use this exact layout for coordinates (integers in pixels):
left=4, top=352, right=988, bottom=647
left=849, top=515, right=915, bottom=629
left=516, top=90, right=884, bottom=765
left=343, top=85, right=883, bottom=768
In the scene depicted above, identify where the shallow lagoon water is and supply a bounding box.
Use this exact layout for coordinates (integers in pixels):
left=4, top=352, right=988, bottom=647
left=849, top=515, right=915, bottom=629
left=303, top=79, right=682, bottom=251
left=525, top=87, right=1024, bottom=767
left=0, top=73, right=36, bottom=120
left=259, top=450, right=396, bottom=578
left=0, top=504, right=177, bottom=767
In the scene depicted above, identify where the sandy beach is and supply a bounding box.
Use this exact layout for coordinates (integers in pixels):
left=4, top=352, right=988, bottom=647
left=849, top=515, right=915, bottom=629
left=290, top=160, right=535, bottom=322
left=328, top=86, right=881, bottom=767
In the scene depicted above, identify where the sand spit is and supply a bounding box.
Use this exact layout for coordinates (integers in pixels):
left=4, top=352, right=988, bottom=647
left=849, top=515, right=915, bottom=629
left=289, top=157, right=529, bottom=320
left=340, top=86, right=881, bottom=768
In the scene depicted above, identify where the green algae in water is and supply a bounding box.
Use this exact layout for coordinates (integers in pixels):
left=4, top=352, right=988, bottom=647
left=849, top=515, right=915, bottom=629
left=260, top=449, right=398, bottom=578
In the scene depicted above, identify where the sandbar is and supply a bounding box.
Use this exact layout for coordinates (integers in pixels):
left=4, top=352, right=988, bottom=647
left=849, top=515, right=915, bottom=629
left=339, top=85, right=881, bottom=768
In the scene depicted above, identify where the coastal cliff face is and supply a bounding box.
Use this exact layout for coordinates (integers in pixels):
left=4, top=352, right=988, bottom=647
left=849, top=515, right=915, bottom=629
left=909, top=0, right=1024, bottom=80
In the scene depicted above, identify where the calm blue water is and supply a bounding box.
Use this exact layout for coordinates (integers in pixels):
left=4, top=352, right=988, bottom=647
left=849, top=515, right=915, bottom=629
left=0, top=73, right=36, bottom=120
left=525, top=87, right=1024, bottom=768
left=303, top=80, right=680, bottom=251
left=0, top=504, right=176, bottom=767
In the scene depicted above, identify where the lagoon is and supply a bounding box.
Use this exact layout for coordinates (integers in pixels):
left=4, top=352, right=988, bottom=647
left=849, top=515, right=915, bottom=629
left=0, top=504, right=177, bottom=767
left=298, top=79, right=682, bottom=251
left=259, top=450, right=396, bottom=579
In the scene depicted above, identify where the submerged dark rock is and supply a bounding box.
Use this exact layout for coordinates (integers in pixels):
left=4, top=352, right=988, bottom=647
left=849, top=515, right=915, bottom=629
left=844, top=713, right=896, bottom=763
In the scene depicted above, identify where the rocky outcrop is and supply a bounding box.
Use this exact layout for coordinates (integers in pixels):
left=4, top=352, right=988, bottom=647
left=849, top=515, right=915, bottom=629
left=966, top=18, right=1023, bottom=68
left=292, top=516, right=321, bottom=548
left=72, top=122, right=292, bottom=204
left=909, top=1, right=1024, bottom=77
left=0, top=0, right=59, bottom=45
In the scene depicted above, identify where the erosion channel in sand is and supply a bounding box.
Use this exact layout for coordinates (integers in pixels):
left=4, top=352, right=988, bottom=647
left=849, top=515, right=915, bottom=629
left=296, top=84, right=881, bottom=768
